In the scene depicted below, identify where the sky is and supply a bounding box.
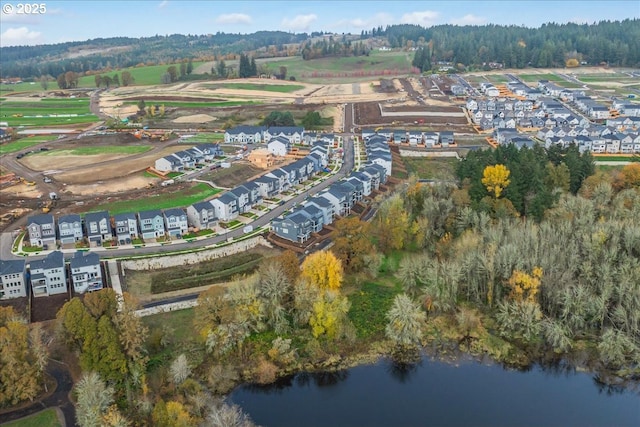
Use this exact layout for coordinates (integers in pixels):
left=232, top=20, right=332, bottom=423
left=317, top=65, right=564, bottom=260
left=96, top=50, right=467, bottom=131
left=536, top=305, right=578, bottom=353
left=0, top=0, right=638, bottom=47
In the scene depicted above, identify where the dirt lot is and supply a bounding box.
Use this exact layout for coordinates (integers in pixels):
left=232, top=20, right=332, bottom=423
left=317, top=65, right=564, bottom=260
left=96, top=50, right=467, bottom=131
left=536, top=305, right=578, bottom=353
left=354, top=102, right=474, bottom=131
left=65, top=175, right=157, bottom=196
left=200, top=162, right=264, bottom=188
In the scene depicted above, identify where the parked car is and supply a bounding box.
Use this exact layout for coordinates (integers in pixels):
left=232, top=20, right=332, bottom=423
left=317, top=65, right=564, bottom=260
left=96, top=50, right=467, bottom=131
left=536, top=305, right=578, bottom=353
left=40, top=147, right=50, bottom=151
left=43, top=177, right=52, bottom=183
left=16, top=153, right=25, bottom=159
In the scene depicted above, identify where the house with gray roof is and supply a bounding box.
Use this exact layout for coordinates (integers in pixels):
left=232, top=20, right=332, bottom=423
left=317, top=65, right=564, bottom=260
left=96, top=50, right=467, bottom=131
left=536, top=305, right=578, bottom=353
left=267, top=136, right=291, bottom=157
left=210, top=192, right=239, bottom=222
left=57, top=214, right=83, bottom=246
left=229, top=186, right=251, bottom=213
left=187, top=201, right=217, bottom=230
left=30, top=250, right=66, bottom=297
left=264, top=126, right=304, bottom=144
left=163, top=208, right=188, bottom=238
left=272, top=210, right=313, bottom=243
left=27, top=213, right=56, bottom=248
left=253, top=175, right=279, bottom=198
left=114, top=213, right=139, bottom=245
left=303, top=196, right=334, bottom=226
left=138, top=210, right=166, bottom=240
left=172, top=151, right=195, bottom=169
left=155, top=155, right=183, bottom=172
left=84, top=211, right=112, bottom=246
left=194, top=143, right=224, bottom=160
left=0, top=259, right=27, bottom=300
left=224, top=125, right=265, bottom=144
left=266, top=168, right=289, bottom=192
left=70, top=251, right=103, bottom=294
left=361, top=166, right=381, bottom=191
left=242, top=182, right=263, bottom=206
left=299, top=205, right=324, bottom=232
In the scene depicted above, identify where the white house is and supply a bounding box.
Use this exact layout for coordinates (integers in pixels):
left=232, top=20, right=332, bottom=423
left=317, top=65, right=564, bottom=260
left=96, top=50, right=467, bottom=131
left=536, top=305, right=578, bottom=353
left=210, top=192, right=239, bottom=222
left=163, top=208, right=189, bottom=238
left=70, top=251, right=103, bottom=294
left=187, top=201, right=217, bottom=230
left=264, top=126, right=304, bottom=144
left=29, top=250, right=67, bottom=297
left=27, top=214, right=56, bottom=248
left=0, top=259, right=27, bottom=300
left=267, top=136, right=291, bottom=157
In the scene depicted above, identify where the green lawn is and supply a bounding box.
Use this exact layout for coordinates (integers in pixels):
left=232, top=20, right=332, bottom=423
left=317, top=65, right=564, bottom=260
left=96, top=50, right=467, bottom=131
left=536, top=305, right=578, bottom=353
left=91, top=183, right=222, bottom=214
left=348, top=281, right=401, bottom=339
left=2, top=408, right=61, bottom=427
left=518, top=73, right=565, bottom=82
left=77, top=62, right=206, bottom=87
left=593, top=155, right=638, bottom=161
left=403, top=157, right=459, bottom=181
left=0, top=135, right=58, bottom=154
left=35, top=145, right=151, bottom=156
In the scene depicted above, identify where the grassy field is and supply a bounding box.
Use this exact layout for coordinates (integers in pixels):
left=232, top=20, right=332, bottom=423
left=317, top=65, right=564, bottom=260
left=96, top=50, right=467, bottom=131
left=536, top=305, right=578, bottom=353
left=35, top=145, right=152, bottom=156
left=0, top=135, right=58, bottom=154
left=261, top=50, right=413, bottom=81
left=207, top=82, right=305, bottom=93
left=593, top=155, right=638, bottom=161
left=0, top=98, right=96, bottom=127
left=348, top=281, right=401, bottom=339
left=403, top=157, right=458, bottom=181
left=91, top=182, right=222, bottom=214
left=2, top=409, right=62, bottom=427
left=180, top=132, right=224, bottom=143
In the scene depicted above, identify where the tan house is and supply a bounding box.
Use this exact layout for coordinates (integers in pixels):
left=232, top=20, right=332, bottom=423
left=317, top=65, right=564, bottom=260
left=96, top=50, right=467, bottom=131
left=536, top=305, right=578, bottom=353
left=247, top=148, right=274, bottom=169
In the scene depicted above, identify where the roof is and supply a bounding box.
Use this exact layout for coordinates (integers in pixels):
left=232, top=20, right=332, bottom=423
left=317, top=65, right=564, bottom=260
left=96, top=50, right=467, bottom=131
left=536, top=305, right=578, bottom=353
left=163, top=208, right=186, bottom=218
left=254, top=175, right=278, bottom=185
left=69, top=251, right=100, bottom=269
left=0, top=259, right=25, bottom=276
left=269, top=136, right=290, bottom=145
left=226, top=125, right=265, bottom=135
left=267, top=169, right=287, bottom=179
left=267, top=126, right=304, bottom=135
left=28, top=214, right=54, bottom=226
left=242, top=181, right=260, bottom=192
left=191, top=201, right=214, bottom=212
left=216, top=192, right=238, bottom=204
left=301, top=204, right=322, bottom=218
left=84, top=210, right=110, bottom=223
left=31, top=250, right=64, bottom=271
left=114, top=212, right=137, bottom=221
left=58, top=214, right=81, bottom=224
left=162, top=155, right=182, bottom=164
left=305, top=196, right=332, bottom=209
left=138, top=209, right=163, bottom=220
left=287, top=211, right=311, bottom=225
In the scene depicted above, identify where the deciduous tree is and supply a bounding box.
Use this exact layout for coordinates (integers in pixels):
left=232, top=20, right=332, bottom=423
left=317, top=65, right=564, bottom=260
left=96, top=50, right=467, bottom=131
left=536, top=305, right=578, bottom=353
left=74, top=371, right=114, bottom=427
left=385, top=294, right=426, bottom=349
left=482, top=164, right=511, bottom=198
left=331, top=216, right=375, bottom=273
left=300, top=250, right=344, bottom=292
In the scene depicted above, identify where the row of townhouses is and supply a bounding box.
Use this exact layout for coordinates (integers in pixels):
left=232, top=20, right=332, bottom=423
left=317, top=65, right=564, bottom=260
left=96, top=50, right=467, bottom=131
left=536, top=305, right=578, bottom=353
left=0, top=251, right=103, bottom=300
left=154, top=143, right=223, bottom=173
left=224, top=126, right=305, bottom=145
left=27, top=207, right=190, bottom=248
left=271, top=134, right=392, bottom=244
left=201, top=142, right=334, bottom=225
left=361, top=128, right=455, bottom=147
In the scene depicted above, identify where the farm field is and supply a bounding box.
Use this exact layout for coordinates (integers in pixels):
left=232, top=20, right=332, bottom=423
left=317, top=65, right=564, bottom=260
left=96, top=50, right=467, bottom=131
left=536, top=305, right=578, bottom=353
left=90, top=182, right=222, bottom=214
left=0, top=97, right=97, bottom=127
left=0, top=135, right=58, bottom=154
left=205, top=82, right=305, bottom=93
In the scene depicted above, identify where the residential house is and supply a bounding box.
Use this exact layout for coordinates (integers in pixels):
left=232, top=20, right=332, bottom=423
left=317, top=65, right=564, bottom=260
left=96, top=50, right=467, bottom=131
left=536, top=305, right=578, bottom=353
left=229, top=186, right=251, bottom=213
left=299, top=205, right=324, bottom=232
left=440, top=131, right=455, bottom=146
left=266, top=168, right=289, bottom=192
left=253, top=175, right=279, bottom=198
left=210, top=192, right=239, bottom=222
left=304, top=197, right=334, bottom=226
left=361, top=165, right=381, bottom=191
left=224, top=125, right=265, bottom=144
left=70, top=251, right=103, bottom=294
left=27, top=214, right=56, bottom=248
left=186, top=148, right=205, bottom=165
left=113, top=213, right=139, bottom=245
left=57, top=214, right=83, bottom=246
left=272, top=211, right=313, bottom=243
left=423, top=132, right=439, bottom=147
left=155, top=155, right=183, bottom=172
left=345, top=176, right=364, bottom=202
left=393, top=130, right=407, bottom=144
left=172, top=151, right=195, bottom=169
left=0, top=259, right=27, bottom=300
left=187, top=201, right=217, bottom=230
left=84, top=211, right=113, bottom=246
left=265, top=126, right=304, bottom=144
left=242, top=181, right=263, bottom=206
left=163, top=208, right=188, bottom=238
left=29, top=250, right=67, bottom=297
left=194, top=143, right=223, bottom=161
left=138, top=210, right=166, bottom=240
left=267, top=136, right=291, bottom=157
left=349, top=171, right=372, bottom=197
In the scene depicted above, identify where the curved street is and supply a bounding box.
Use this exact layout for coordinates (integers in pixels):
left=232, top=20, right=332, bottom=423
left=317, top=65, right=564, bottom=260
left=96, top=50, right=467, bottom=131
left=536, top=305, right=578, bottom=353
left=0, top=104, right=356, bottom=261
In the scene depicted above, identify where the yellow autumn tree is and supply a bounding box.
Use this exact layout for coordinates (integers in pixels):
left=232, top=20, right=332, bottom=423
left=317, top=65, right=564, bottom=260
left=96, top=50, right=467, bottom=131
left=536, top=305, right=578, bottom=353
left=300, top=250, right=344, bottom=292
left=309, top=291, right=351, bottom=339
left=482, top=164, right=511, bottom=198
left=506, top=267, right=542, bottom=303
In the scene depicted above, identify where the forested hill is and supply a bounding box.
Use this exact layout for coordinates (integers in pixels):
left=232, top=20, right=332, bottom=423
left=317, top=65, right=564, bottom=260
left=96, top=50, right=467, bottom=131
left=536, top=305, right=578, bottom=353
left=368, top=19, right=640, bottom=69
left=2, top=19, right=639, bottom=79
left=0, top=31, right=307, bottom=79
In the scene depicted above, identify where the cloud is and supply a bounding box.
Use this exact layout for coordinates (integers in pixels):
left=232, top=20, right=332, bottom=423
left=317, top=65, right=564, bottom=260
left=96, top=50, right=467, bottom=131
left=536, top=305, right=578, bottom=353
left=215, top=13, right=253, bottom=25
left=0, top=27, right=42, bottom=46
left=400, top=10, right=440, bottom=26
left=281, top=14, right=317, bottom=32
left=158, top=1, right=169, bottom=9
left=333, top=13, right=394, bottom=31
left=450, top=14, right=487, bottom=26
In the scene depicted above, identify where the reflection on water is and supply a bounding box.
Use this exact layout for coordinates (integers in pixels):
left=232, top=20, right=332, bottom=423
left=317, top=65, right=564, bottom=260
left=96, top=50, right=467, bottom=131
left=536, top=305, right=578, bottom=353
left=231, top=357, right=640, bottom=427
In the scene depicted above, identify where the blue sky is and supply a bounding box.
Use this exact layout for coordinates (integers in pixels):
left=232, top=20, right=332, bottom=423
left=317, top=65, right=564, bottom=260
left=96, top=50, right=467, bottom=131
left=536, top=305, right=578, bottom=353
left=0, top=0, right=638, bottom=47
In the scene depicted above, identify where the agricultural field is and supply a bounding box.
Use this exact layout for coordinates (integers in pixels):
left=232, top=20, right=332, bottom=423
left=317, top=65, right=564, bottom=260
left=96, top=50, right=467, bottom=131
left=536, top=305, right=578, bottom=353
left=90, top=182, right=222, bottom=214
left=0, top=135, right=58, bottom=154
left=402, top=157, right=458, bottom=181
left=518, top=73, right=566, bottom=82
left=0, top=97, right=97, bottom=127
left=205, top=82, right=305, bottom=93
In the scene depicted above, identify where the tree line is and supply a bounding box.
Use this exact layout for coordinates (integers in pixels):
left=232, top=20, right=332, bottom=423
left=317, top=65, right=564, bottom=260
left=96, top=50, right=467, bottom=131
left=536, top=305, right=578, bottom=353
left=370, top=20, right=640, bottom=68
left=301, top=38, right=370, bottom=60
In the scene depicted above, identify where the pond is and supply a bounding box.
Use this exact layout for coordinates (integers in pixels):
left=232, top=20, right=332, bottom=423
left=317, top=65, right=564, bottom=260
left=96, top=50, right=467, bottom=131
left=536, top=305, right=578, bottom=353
left=231, top=358, right=640, bottom=427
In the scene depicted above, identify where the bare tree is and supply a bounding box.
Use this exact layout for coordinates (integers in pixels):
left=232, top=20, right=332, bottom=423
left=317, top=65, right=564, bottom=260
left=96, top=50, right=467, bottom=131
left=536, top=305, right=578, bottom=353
left=169, top=354, right=191, bottom=386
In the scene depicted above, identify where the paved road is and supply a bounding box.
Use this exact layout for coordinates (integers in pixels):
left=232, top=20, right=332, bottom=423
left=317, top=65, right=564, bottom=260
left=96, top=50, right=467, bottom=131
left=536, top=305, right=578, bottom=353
left=0, top=104, right=356, bottom=262
left=0, top=360, right=76, bottom=426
